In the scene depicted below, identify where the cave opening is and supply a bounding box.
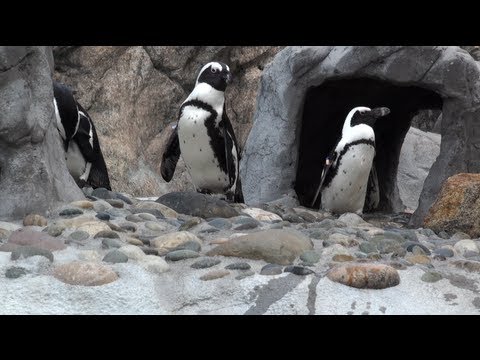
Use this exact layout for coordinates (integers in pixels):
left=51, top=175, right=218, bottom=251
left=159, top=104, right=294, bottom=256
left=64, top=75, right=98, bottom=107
left=295, top=77, right=443, bottom=213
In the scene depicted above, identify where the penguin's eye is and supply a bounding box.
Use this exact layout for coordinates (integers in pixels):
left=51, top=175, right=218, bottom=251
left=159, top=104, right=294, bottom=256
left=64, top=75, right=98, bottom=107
left=211, top=67, right=217, bottom=73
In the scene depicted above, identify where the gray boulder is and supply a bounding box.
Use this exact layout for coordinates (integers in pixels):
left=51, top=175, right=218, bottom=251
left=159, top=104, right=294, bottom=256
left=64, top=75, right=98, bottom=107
left=0, top=46, right=84, bottom=220
left=240, top=46, right=480, bottom=226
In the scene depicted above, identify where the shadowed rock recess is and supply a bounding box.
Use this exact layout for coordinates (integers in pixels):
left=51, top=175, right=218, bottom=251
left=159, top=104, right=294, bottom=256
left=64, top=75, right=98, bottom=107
left=0, top=46, right=84, bottom=220
left=240, top=46, right=480, bottom=226
left=53, top=46, right=282, bottom=196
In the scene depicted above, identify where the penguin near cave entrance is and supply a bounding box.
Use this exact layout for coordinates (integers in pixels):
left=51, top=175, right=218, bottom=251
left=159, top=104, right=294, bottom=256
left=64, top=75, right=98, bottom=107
left=53, top=81, right=111, bottom=190
left=160, top=62, right=244, bottom=203
left=311, top=106, right=390, bottom=215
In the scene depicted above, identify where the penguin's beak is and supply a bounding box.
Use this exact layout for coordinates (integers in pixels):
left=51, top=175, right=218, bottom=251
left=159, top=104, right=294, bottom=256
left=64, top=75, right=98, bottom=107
left=371, top=107, right=390, bottom=118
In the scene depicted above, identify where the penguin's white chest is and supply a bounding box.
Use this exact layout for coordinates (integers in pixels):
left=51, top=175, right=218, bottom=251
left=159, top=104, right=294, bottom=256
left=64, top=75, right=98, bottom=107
left=178, top=107, right=229, bottom=192
left=321, top=143, right=375, bottom=214
left=66, top=141, right=87, bottom=180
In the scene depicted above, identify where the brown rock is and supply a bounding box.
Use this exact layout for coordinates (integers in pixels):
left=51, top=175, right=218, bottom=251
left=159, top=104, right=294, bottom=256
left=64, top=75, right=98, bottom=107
left=134, top=201, right=178, bottom=218
left=206, top=229, right=313, bottom=265
left=451, top=260, right=480, bottom=272
left=327, top=263, right=400, bottom=289
left=424, top=173, right=480, bottom=237
left=200, top=270, right=230, bottom=281
left=70, top=200, right=94, bottom=209
left=53, top=261, right=118, bottom=286
left=23, top=214, right=48, bottom=227
left=332, top=254, right=355, bottom=262
left=405, top=254, right=431, bottom=265
left=8, top=228, right=66, bottom=251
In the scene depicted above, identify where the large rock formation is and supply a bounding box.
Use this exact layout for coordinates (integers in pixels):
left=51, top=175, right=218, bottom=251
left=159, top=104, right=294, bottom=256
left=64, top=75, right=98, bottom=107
left=240, top=46, right=480, bottom=226
left=53, top=46, right=282, bottom=196
left=397, top=127, right=441, bottom=211
left=424, top=173, right=480, bottom=237
left=0, top=46, right=84, bottom=220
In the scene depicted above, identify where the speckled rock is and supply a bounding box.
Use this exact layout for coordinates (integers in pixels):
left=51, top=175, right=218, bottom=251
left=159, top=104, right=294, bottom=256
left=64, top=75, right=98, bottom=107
left=260, top=264, right=283, bottom=275
left=300, top=250, right=321, bottom=264
left=405, top=254, right=431, bottom=265
left=332, top=254, right=355, bottom=262
left=327, top=263, right=400, bottom=289
left=46, top=224, right=65, bottom=237
left=421, top=271, right=443, bottom=282
left=5, top=266, right=28, bottom=279
left=139, top=255, right=170, bottom=274
left=206, top=229, right=313, bottom=265
left=8, top=229, right=66, bottom=251
left=53, top=261, right=118, bottom=286
left=324, top=233, right=359, bottom=248
left=70, top=200, right=94, bottom=209
left=200, top=269, right=230, bottom=281
left=451, top=260, right=480, bottom=272
left=11, top=246, right=54, bottom=262
left=151, top=231, right=201, bottom=255
left=23, top=214, right=47, bottom=227
left=134, top=201, right=178, bottom=218
left=179, top=217, right=203, bottom=231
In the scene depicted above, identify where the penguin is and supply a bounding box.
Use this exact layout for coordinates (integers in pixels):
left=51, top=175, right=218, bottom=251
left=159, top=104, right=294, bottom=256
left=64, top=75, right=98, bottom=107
left=53, top=81, right=111, bottom=190
left=310, top=106, right=390, bottom=215
left=160, top=61, right=244, bottom=202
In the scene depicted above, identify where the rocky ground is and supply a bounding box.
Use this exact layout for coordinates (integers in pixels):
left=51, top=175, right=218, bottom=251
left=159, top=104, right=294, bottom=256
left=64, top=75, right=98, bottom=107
left=1, top=189, right=480, bottom=315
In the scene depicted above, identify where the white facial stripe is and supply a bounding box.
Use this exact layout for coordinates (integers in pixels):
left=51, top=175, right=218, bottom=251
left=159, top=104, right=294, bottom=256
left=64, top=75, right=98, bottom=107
left=225, top=64, right=230, bottom=72
left=196, top=62, right=226, bottom=85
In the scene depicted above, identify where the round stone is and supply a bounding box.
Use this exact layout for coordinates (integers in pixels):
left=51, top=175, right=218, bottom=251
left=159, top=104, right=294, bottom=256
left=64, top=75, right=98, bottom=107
left=53, top=261, right=118, bottom=286
left=11, top=246, right=54, bottom=262
left=421, top=271, right=443, bottom=283
left=165, top=250, right=200, bottom=261
left=94, top=230, right=120, bottom=239
left=208, top=218, right=232, bottom=230
left=23, top=214, right=47, bottom=227
left=47, top=224, right=65, bottom=237
left=101, top=238, right=123, bottom=249
left=284, top=266, right=314, bottom=275
left=69, top=231, right=90, bottom=241
left=95, top=212, right=111, bottom=221
left=328, top=263, right=400, bottom=289
left=332, top=254, right=355, bottom=262
left=260, top=264, right=283, bottom=275
left=145, top=221, right=165, bottom=232
left=120, top=223, right=137, bottom=232
left=59, top=208, right=84, bottom=217
left=103, top=250, right=129, bottom=264
left=200, top=270, right=230, bottom=281
left=235, top=270, right=255, bottom=280
left=5, top=266, right=28, bottom=279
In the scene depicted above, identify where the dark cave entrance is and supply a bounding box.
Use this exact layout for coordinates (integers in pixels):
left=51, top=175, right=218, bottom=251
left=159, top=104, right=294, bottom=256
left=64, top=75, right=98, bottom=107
left=295, top=78, right=443, bottom=212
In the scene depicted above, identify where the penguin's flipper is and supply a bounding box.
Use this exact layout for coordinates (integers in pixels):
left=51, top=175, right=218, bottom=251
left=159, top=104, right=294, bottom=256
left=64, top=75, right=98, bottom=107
left=74, top=115, right=96, bottom=163
left=363, top=158, right=380, bottom=212
left=221, top=105, right=241, bottom=188
left=311, top=150, right=337, bottom=208
left=161, top=125, right=181, bottom=182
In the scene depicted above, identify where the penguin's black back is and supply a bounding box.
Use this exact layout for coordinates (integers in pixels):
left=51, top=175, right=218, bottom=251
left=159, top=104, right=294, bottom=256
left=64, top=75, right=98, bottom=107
left=53, top=82, right=78, bottom=142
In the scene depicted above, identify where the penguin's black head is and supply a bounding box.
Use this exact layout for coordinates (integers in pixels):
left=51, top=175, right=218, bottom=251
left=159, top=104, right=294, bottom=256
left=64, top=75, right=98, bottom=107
left=196, top=62, right=232, bottom=92
left=350, top=106, right=390, bottom=127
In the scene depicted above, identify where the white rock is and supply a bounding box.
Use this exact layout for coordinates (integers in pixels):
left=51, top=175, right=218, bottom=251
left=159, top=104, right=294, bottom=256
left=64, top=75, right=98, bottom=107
left=140, top=255, right=169, bottom=274
left=93, top=200, right=113, bottom=212
left=0, top=221, right=21, bottom=232
left=454, top=240, right=479, bottom=256
left=241, top=208, right=282, bottom=223
left=151, top=231, right=201, bottom=255
left=119, top=245, right=146, bottom=261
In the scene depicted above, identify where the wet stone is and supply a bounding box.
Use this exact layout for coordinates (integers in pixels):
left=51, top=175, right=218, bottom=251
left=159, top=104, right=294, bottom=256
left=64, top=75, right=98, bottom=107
left=433, top=248, right=454, bottom=258
left=235, top=270, right=255, bottom=280
left=260, top=264, right=283, bottom=275
left=69, top=231, right=90, bottom=242
left=11, top=246, right=54, bottom=262
left=102, top=238, right=123, bottom=249
left=191, top=257, right=221, bottom=269
left=225, top=262, right=251, bottom=270
left=59, top=208, right=83, bottom=217
left=284, top=265, right=314, bottom=275
left=144, top=222, right=165, bottom=232
left=208, top=218, right=232, bottom=230
left=94, top=230, right=120, bottom=239
left=165, top=250, right=200, bottom=261
left=103, top=250, right=129, bottom=264
left=95, top=212, right=111, bottom=221
left=5, top=266, right=28, bottom=279
left=172, top=240, right=202, bottom=253
left=300, top=250, right=321, bottom=264
left=421, top=271, right=443, bottom=283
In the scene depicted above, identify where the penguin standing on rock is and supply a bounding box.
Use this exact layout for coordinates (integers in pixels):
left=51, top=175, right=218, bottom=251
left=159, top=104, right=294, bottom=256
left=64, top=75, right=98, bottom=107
left=311, top=106, right=390, bottom=215
left=53, top=81, right=111, bottom=190
left=161, top=62, right=244, bottom=202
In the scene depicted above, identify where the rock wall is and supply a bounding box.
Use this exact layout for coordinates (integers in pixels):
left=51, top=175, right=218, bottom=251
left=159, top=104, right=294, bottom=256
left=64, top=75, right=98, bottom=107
left=240, top=46, right=480, bottom=227
left=0, top=46, right=84, bottom=220
left=53, top=46, right=283, bottom=196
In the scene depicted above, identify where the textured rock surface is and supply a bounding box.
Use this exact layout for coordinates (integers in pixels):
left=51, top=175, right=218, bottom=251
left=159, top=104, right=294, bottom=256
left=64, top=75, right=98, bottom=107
left=424, top=174, right=480, bottom=237
left=0, top=46, right=84, bottom=219
left=327, top=263, right=400, bottom=289
left=206, top=229, right=313, bottom=265
left=53, top=261, right=118, bottom=286
left=53, top=46, right=282, bottom=196
left=397, top=127, right=441, bottom=210
left=240, top=46, right=480, bottom=228
left=156, top=191, right=240, bottom=218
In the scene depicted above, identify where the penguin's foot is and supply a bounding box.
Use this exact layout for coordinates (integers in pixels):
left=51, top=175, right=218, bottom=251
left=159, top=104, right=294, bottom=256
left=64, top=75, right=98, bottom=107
left=77, top=179, right=88, bottom=189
